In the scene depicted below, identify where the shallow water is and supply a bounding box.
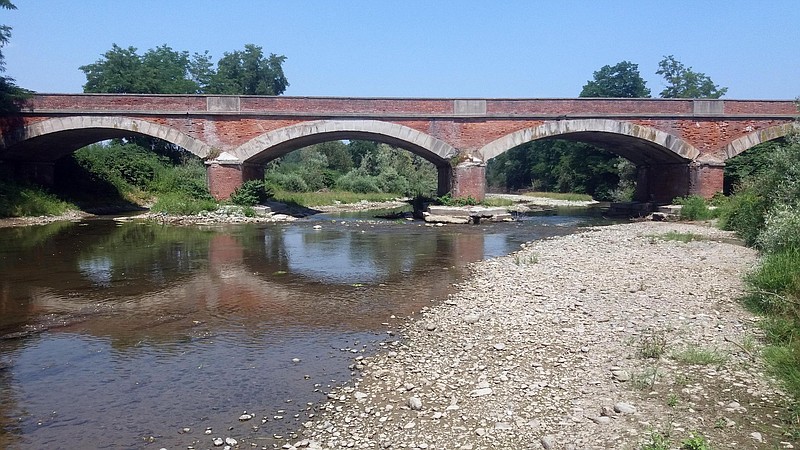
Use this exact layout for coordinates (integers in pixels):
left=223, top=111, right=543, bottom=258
left=0, top=211, right=613, bottom=448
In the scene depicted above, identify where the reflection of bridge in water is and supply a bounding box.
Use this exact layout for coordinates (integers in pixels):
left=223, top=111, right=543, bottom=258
left=1, top=223, right=491, bottom=343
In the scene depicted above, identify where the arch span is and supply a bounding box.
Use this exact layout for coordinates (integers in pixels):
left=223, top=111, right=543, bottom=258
left=478, top=119, right=700, bottom=165
left=1, top=116, right=213, bottom=161
left=723, top=123, right=799, bottom=159
left=230, top=119, right=458, bottom=166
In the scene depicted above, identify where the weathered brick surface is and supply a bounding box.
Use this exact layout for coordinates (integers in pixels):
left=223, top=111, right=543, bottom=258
left=206, top=163, right=245, bottom=200
left=452, top=164, right=486, bottom=202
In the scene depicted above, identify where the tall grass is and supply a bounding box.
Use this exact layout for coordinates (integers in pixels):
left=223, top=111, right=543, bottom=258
left=0, top=177, right=76, bottom=217
left=271, top=189, right=401, bottom=207
left=722, top=131, right=800, bottom=431
left=743, top=248, right=800, bottom=401
left=522, top=191, right=594, bottom=202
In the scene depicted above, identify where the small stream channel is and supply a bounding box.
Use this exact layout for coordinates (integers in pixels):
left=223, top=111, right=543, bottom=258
left=0, top=207, right=618, bottom=449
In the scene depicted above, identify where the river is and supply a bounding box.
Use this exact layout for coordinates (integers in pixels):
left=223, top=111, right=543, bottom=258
left=0, top=209, right=613, bottom=449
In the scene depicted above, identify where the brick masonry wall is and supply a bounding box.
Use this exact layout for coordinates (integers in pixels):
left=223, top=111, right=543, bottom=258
left=6, top=95, right=795, bottom=200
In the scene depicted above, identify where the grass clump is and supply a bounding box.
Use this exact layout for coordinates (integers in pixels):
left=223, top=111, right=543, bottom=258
left=512, top=253, right=538, bottom=265
left=482, top=197, right=515, bottom=207
left=671, top=347, right=728, bottom=366
left=642, top=429, right=712, bottom=450
left=638, top=329, right=668, bottom=359
left=649, top=231, right=703, bottom=243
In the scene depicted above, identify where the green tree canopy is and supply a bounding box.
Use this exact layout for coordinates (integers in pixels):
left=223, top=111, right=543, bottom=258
left=0, top=0, right=29, bottom=112
left=207, top=44, right=289, bottom=95
left=579, top=61, right=651, bottom=98
left=80, top=43, right=288, bottom=95
left=656, top=55, right=728, bottom=99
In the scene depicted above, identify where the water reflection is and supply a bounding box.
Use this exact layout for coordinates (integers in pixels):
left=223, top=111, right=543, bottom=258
left=0, top=214, right=601, bottom=448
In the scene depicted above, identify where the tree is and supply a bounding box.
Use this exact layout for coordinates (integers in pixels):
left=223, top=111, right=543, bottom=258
left=0, top=0, right=29, bottom=112
left=80, top=43, right=289, bottom=96
left=580, top=61, right=651, bottom=98
left=656, top=55, right=728, bottom=99
left=207, top=44, right=289, bottom=95
left=0, top=0, right=15, bottom=69
left=81, top=44, right=201, bottom=94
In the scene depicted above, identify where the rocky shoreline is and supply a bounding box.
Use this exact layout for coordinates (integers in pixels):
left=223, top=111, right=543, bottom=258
left=289, top=222, right=793, bottom=450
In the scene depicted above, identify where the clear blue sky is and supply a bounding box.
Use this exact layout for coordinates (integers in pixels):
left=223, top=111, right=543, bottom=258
left=4, top=0, right=799, bottom=99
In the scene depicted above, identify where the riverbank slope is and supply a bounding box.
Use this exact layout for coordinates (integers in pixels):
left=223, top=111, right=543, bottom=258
left=299, top=222, right=794, bottom=449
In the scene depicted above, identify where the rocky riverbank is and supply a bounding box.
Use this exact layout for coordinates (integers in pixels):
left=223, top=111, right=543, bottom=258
left=289, top=222, right=794, bottom=450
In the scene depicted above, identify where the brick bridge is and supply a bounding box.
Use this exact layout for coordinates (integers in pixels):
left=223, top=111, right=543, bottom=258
left=0, top=94, right=796, bottom=203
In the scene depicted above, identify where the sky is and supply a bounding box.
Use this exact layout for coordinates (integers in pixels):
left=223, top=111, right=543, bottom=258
left=3, top=0, right=799, bottom=99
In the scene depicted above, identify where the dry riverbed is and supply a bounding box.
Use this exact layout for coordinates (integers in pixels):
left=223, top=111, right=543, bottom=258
left=287, top=222, right=794, bottom=450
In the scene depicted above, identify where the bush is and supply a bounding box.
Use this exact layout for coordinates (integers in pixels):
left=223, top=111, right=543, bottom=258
left=716, top=188, right=767, bottom=246
left=266, top=172, right=309, bottom=192
left=336, top=170, right=381, bottom=193
left=437, top=193, right=478, bottom=206
left=150, top=159, right=212, bottom=200
left=757, top=205, right=800, bottom=253
left=675, top=195, right=714, bottom=221
left=73, top=143, right=169, bottom=192
left=230, top=180, right=273, bottom=206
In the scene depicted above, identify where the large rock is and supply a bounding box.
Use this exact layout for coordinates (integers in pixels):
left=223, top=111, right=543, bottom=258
left=424, top=206, right=513, bottom=224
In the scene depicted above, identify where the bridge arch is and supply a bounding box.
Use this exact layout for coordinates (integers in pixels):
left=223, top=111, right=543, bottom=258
left=722, top=122, right=799, bottom=159
left=229, top=119, right=458, bottom=166
left=1, top=116, right=213, bottom=160
left=478, top=119, right=700, bottom=165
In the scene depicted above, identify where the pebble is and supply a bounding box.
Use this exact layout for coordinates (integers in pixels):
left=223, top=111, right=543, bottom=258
left=463, top=314, right=480, bottom=324
left=613, top=402, right=636, bottom=414
left=589, top=416, right=611, bottom=425
left=469, top=387, right=493, bottom=397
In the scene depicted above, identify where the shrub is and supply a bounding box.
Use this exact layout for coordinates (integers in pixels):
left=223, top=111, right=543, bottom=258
left=230, top=180, right=273, bottom=206
left=336, top=170, right=380, bottom=193
left=266, top=172, right=309, bottom=192
left=756, top=204, right=800, bottom=253
left=716, top=188, right=766, bottom=246
left=437, top=193, right=478, bottom=206
left=675, top=195, right=713, bottom=221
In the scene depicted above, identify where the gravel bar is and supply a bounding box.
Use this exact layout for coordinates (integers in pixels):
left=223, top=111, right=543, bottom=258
left=291, top=222, right=794, bottom=450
